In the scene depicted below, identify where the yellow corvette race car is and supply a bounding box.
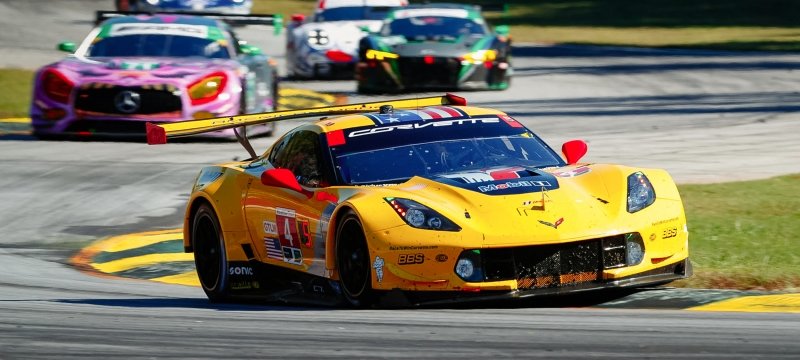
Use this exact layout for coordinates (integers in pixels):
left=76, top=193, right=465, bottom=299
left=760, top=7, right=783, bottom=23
left=146, top=94, right=690, bottom=307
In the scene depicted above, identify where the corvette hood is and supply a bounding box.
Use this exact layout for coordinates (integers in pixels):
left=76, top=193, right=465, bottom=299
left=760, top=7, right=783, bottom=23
left=375, top=34, right=487, bottom=57
left=388, top=165, right=633, bottom=246
left=49, top=56, right=240, bottom=85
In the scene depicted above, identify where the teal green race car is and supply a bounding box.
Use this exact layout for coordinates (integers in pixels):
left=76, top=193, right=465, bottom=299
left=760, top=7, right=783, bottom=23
left=356, top=4, right=511, bottom=93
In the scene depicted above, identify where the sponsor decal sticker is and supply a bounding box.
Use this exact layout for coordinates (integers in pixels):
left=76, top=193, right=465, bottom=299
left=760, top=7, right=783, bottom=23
left=553, top=165, right=592, bottom=177
left=662, top=227, right=678, bottom=239
left=109, top=23, right=209, bottom=38
left=397, top=253, right=424, bottom=265
left=228, top=266, right=254, bottom=276
left=435, top=254, right=448, bottom=262
left=389, top=245, right=438, bottom=251
left=478, top=180, right=551, bottom=193
left=373, top=256, right=385, bottom=283
left=651, top=217, right=680, bottom=227
left=263, top=221, right=278, bottom=236
left=274, top=207, right=304, bottom=264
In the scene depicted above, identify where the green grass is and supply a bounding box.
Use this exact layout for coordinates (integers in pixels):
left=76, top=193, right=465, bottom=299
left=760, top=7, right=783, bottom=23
left=0, top=68, right=34, bottom=118
left=254, top=0, right=800, bottom=52
left=674, top=174, right=800, bottom=290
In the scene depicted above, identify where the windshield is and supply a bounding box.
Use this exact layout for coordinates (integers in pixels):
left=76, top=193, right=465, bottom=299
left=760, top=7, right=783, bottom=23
left=87, top=35, right=231, bottom=58
left=315, top=6, right=395, bottom=21
left=383, top=16, right=486, bottom=40
left=335, top=135, right=563, bottom=185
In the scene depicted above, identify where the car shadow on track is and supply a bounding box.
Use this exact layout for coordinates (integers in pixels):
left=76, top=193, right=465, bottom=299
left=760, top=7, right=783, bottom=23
left=56, top=287, right=661, bottom=311
left=57, top=298, right=329, bottom=312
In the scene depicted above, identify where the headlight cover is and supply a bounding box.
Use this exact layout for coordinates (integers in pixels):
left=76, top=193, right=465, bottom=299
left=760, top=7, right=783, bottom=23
left=627, top=172, right=656, bottom=213
left=385, top=197, right=461, bottom=231
left=460, top=49, right=497, bottom=64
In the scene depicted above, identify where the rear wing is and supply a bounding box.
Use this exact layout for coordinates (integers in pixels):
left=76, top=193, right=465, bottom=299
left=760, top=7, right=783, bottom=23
left=146, top=93, right=467, bottom=146
left=95, top=11, right=284, bottom=34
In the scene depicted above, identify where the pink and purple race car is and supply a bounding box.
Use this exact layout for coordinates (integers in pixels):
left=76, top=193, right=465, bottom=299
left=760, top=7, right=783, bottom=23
left=31, top=12, right=278, bottom=139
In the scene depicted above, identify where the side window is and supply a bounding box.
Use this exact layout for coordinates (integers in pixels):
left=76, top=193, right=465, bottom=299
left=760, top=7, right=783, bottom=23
left=268, top=130, right=327, bottom=187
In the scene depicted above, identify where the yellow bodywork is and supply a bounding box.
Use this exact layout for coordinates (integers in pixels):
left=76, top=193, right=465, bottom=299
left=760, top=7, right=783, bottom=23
left=175, top=104, right=689, bottom=294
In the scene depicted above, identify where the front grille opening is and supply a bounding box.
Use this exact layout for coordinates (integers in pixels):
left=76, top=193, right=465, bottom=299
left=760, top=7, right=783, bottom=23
left=478, top=234, right=639, bottom=290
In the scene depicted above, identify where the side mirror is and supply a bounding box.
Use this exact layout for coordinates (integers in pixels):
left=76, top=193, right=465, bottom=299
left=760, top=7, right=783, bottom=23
left=58, top=42, right=77, bottom=53
left=561, top=139, right=588, bottom=165
left=291, top=13, right=306, bottom=23
left=493, top=25, right=510, bottom=36
left=261, top=168, right=312, bottom=198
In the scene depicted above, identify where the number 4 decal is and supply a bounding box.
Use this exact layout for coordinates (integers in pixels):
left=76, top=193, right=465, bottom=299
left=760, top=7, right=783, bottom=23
left=276, top=208, right=302, bottom=264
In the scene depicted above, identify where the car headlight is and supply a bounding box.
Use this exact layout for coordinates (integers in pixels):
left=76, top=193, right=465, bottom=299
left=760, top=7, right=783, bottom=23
left=625, top=233, right=645, bottom=266
left=460, top=50, right=497, bottom=64
left=187, top=71, right=228, bottom=106
left=307, top=29, right=330, bottom=47
left=365, top=49, right=399, bottom=61
left=455, top=250, right=483, bottom=282
left=627, top=172, right=656, bottom=213
left=385, top=197, right=460, bottom=231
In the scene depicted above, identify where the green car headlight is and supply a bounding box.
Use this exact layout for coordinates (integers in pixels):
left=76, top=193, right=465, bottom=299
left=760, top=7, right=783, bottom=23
left=627, top=172, right=656, bottom=213
left=460, top=50, right=497, bottom=64
left=385, top=197, right=460, bottom=231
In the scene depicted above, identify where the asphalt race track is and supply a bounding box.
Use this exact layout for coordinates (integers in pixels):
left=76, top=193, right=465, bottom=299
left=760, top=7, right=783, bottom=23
left=1, top=0, right=799, bottom=358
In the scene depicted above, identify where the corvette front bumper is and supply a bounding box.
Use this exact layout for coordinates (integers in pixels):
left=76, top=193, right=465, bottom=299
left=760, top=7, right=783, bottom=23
left=377, top=259, right=692, bottom=307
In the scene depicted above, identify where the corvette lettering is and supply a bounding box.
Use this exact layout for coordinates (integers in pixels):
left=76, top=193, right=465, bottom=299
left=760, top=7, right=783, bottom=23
left=348, top=118, right=500, bottom=137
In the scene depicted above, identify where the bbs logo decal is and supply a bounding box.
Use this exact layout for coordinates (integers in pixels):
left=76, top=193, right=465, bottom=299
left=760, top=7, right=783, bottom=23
left=398, top=253, right=424, bottom=265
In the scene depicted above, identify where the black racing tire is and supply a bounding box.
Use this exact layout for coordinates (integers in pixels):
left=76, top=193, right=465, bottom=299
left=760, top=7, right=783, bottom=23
left=335, top=210, right=375, bottom=308
left=192, top=203, right=229, bottom=302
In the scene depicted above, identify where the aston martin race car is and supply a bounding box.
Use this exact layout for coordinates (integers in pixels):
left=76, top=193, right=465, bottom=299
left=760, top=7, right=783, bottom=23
left=115, top=0, right=253, bottom=15
left=357, top=4, right=511, bottom=93
left=146, top=94, right=690, bottom=307
left=285, top=0, right=407, bottom=79
left=31, top=12, right=279, bottom=139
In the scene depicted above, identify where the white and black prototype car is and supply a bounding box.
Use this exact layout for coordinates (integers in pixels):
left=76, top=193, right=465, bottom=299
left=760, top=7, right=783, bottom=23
left=285, top=0, right=407, bottom=79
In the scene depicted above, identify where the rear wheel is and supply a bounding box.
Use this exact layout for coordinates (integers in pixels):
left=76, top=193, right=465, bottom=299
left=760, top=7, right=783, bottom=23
left=335, top=210, right=374, bottom=307
left=192, top=203, right=229, bottom=302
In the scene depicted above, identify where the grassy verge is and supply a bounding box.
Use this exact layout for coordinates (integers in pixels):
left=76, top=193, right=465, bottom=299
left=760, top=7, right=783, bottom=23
left=255, top=0, right=800, bottom=52
left=674, top=174, right=800, bottom=290
left=0, top=68, right=34, bottom=118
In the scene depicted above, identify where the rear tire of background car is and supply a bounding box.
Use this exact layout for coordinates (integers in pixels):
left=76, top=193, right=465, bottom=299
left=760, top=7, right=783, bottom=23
left=335, top=210, right=374, bottom=308
left=192, top=203, right=229, bottom=303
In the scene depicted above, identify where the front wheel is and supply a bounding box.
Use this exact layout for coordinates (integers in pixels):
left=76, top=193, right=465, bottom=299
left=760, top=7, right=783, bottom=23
left=335, top=210, right=375, bottom=308
left=192, top=203, right=229, bottom=302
